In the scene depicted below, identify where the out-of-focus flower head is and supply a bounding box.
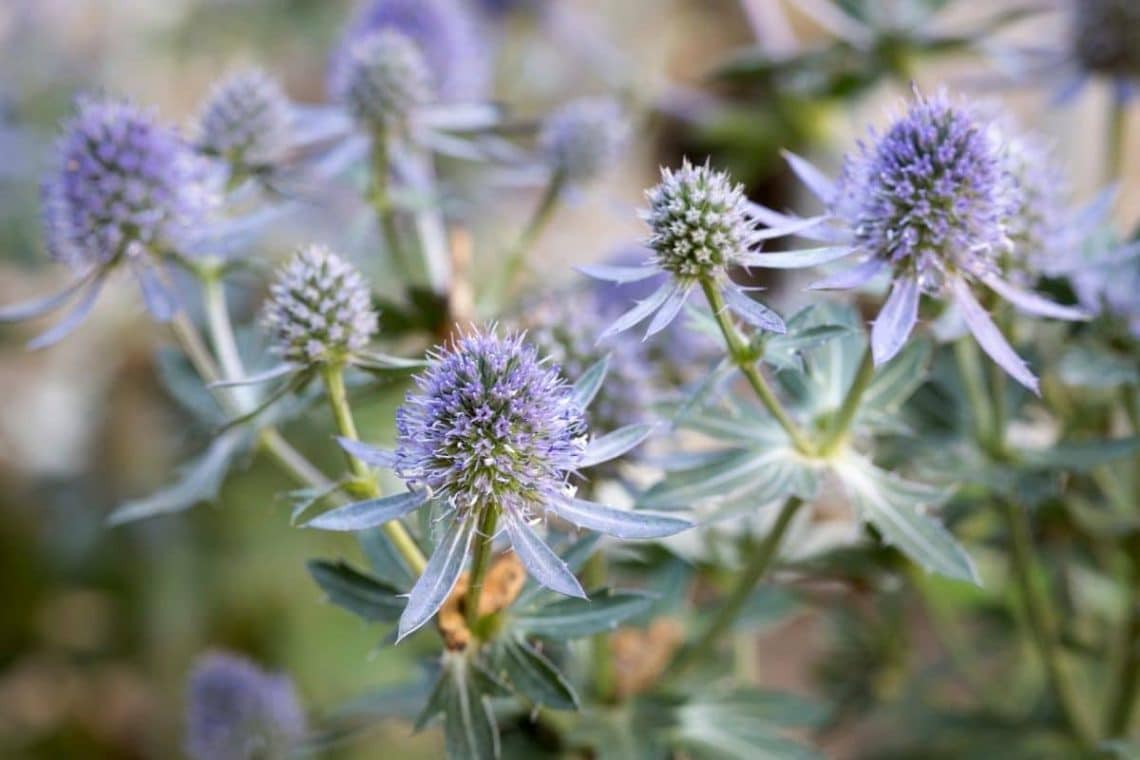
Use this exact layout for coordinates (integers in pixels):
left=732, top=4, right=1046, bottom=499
left=754, top=89, right=1088, bottom=393
left=343, top=29, right=435, bottom=131
left=538, top=97, right=629, bottom=185
left=196, top=69, right=292, bottom=174
left=262, top=245, right=378, bottom=367
left=1068, top=0, right=1140, bottom=97
left=307, top=326, right=690, bottom=639
left=328, top=0, right=489, bottom=104
left=185, top=652, right=305, bottom=760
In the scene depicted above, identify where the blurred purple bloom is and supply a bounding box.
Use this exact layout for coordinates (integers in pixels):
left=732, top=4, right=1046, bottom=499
left=185, top=652, right=305, bottom=760
left=538, top=97, right=629, bottom=185
left=343, top=29, right=435, bottom=130
left=757, top=90, right=1088, bottom=393
left=196, top=68, right=292, bottom=172
left=328, top=0, right=490, bottom=104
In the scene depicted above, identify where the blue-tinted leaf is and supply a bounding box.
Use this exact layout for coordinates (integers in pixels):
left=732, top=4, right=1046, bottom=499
left=833, top=456, right=978, bottom=584
left=490, top=637, right=578, bottom=711
left=644, top=283, right=693, bottom=337
left=739, top=246, right=851, bottom=269
left=513, top=589, right=656, bottom=638
left=571, top=355, right=609, bottom=410
left=549, top=498, right=692, bottom=539
left=871, top=275, right=919, bottom=366
left=721, top=285, right=786, bottom=333
left=337, top=437, right=398, bottom=469
left=504, top=513, right=586, bottom=599
left=27, top=272, right=108, bottom=350
left=0, top=269, right=97, bottom=322
left=598, top=282, right=676, bottom=340
left=359, top=528, right=416, bottom=590
left=579, top=424, right=654, bottom=468
left=577, top=263, right=659, bottom=283
left=951, top=276, right=1038, bottom=395
left=107, top=429, right=251, bottom=525
left=640, top=448, right=804, bottom=509
left=305, top=490, right=427, bottom=531
left=415, top=652, right=505, bottom=760
left=1019, top=436, right=1140, bottom=472
left=782, top=149, right=836, bottom=204
left=352, top=350, right=428, bottom=370
left=307, top=559, right=404, bottom=622
left=398, top=518, right=474, bottom=641
left=208, top=362, right=297, bottom=388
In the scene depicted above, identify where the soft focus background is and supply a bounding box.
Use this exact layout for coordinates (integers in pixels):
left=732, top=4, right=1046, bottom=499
left=0, top=1, right=1136, bottom=757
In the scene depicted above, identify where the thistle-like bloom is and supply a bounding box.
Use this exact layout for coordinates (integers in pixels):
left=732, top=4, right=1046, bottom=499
left=1, top=96, right=215, bottom=347
left=343, top=30, right=435, bottom=131
left=328, top=0, right=489, bottom=104
left=185, top=652, right=305, bottom=760
left=753, top=90, right=1088, bottom=392
left=196, top=69, right=292, bottom=173
left=584, top=160, right=808, bottom=341
left=262, top=245, right=378, bottom=367
left=306, top=327, right=691, bottom=639
left=538, top=97, right=629, bottom=185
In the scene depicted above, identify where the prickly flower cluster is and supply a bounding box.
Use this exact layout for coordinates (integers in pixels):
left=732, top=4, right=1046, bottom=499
left=525, top=293, right=652, bottom=435
left=395, top=329, right=586, bottom=517
left=196, top=69, right=292, bottom=171
left=644, top=160, right=753, bottom=280
left=42, top=97, right=213, bottom=269
left=999, top=129, right=1070, bottom=275
left=834, top=93, right=1014, bottom=290
left=328, top=0, right=488, bottom=104
left=538, top=97, right=629, bottom=184
left=262, top=245, right=377, bottom=366
left=344, top=30, right=435, bottom=130
left=1069, top=0, right=1140, bottom=79
left=185, top=652, right=305, bottom=760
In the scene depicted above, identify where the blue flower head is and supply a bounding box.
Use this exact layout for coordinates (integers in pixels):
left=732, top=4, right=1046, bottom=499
left=196, top=69, right=292, bottom=172
left=343, top=29, right=435, bottom=130
left=328, top=0, right=489, bottom=104
left=185, top=652, right=305, bottom=760
left=538, top=97, right=629, bottom=185
left=262, top=245, right=378, bottom=367
left=757, top=90, right=1089, bottom=393
left=306, top=326, right=691, bottom=639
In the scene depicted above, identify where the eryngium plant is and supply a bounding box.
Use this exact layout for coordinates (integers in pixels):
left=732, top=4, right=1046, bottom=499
left=196, top=68, right=292, bottom=174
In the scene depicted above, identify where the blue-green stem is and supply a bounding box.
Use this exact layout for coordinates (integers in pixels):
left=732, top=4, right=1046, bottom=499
left=585, top=551, right=616, bottom=701
left=465, top=504, right=501, bottom=632
left=370, top=131, right=418, bottom=286
left=320, top=363, right=427, bottom=575
left=502, top=168, right=566, bottom=298
left=818, top=345, right=875, bottom=457
left=665, top=497, right=804, bottom=680
left=699, top=278, right=813, bottom=454
left=1106, top=98, right=1128, bottom=185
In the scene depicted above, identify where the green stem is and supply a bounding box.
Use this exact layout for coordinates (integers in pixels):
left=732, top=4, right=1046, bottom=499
left=585, top=552, right=615, bottom=702
left=954, top=337, right=994, bottom=451
left=818, top=345, right=875, bottom=457
left=699, top=279, right=813, bottom=454
left=1107, top=98, right=1128, bottom=186
left=1106, top=536, right=1140, bottom=736
left=502, top=169, right=566, bottom=297
left=666, top=497, right=804, bottom=679
left=465, top=504, right=501, bottom=631
left=1000, top=498, right=1094, bottom=748
left=320, top=363, right=427, bottom=575
left=370, top=132, right=416, bottom=284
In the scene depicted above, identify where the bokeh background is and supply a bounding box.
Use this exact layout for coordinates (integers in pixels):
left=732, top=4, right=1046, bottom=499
left=0, top=1, right=1136, bottom=757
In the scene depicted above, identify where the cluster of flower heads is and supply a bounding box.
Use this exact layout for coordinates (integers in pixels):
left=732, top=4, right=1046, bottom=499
left=752, top=89, right=1088, bottom=392
left=309, top=326, right=689, bottom=639
left=262, top=245, right=378, bottom=366
left=196, top=69, right=292, bottom=172
left=538, top=97, right=630, bottom=185
left=343, top=29, right=435, bottom=130
left=185, top=652, right=305, bottom=760
left=328, top=0, right=489, bottom=105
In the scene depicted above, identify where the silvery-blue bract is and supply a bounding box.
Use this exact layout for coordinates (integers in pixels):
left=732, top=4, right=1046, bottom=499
left=196, top=69, right=292, bottom=171
left=328, top=0, right=489, bottom=105
left=185, top=652, right=306, bottom=760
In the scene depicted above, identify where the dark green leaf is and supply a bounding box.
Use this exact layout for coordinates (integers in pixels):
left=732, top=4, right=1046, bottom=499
left=1019, top=436, right=1140, bottom=472
left=489, top=637, right=578, bottom=711
left=307, top=559, right=404, bottom=622
left=513, top=589, right=656, bottom=638
left=415, top=652, right=507, bottom=760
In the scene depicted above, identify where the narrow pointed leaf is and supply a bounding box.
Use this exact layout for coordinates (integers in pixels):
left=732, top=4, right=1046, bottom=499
left=749, top=214, right=829, bottom=241
left=577, top=263, right=660, bottom=283
left=740, top=246, right=852, bottom=269
left=306, top=489, right=427, bottom=531
left=398, top=518, right=473, bottom=641
left=951, top=277, right=1039, bottom=394
left=722, top=285, right=786, bottom=333
left=27, top=273, right=107, bottom=350
left=982, top=273, right=1090, bottom=321
left=871, top=276, right=919, bottom=366
left=208, top=362, right=297, bottom=388
left=513, top=589, right=656, bottom=637
left=809, top=257, right=887, bottom=291
left=578, top=424, right=654, bottom=468
left=0, top=269, right=97, bottom=322
left=570, top=355, right=609, bottom=410
left=504, top=514, right=586, bottom=599
left=492, top=638, right=578, bottom=711
left=782, top=150, right=837, bottom=204
left=307, top=559, right=404, bottom=622
left=352, top=350, right=429, bottom=371
left=549, top=497, right=692, bottom=539
left=337, top=437, right=398, bottom=469
left=598, top=282, right=676, bottom=340
left=644, top=283, right=692, bottom=338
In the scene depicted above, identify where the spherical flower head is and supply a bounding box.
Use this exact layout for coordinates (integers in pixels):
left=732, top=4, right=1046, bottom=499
left=1070, top=0, right=1140, bottom=79
left=185, top=652, right=305, bottom=760
left=998, top=128, right=1070, bottom=276
left=644, top=160, right=753, bottom=281
left=344, top=30, right=434, bottom=130
left=525, top=293, right=652, bottom=436
left=328, top=0, right=489, bottom=104
left=835, top=91, right=1015, bottom=291
left=395, top=328, right=587, bottom=518
left=262, top=245, right=377, bottom=366
left=42, top=97, right=214, bottom=270
left=196, top=69, right=292, bottom=170
left=538, top=97, right=629, bottom=185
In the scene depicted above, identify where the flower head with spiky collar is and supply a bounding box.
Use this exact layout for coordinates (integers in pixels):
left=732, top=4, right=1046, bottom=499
left=196, top=69, right=292, bottom=173
left=305, top=325, right=691, bottom=640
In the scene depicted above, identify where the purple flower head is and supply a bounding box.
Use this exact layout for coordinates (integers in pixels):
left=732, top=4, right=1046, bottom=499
left=306, top=326, right=690, bottom=639
left=1070, top=0, right=1140, bottom=82
left=538, top=97, right=629, bottom=185
left=185, top=652, right=305, bottom=760
left=328, top=0, right=489, bottom=104
left=760, top=90, right=1089, bottom=393
left=343, top=29, right=435, bottom=130
left=262, top=245, right=378, bottom=366
left=196, top=69, right=292, bottom=171
left=43, top=96, right=214, bottom=270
